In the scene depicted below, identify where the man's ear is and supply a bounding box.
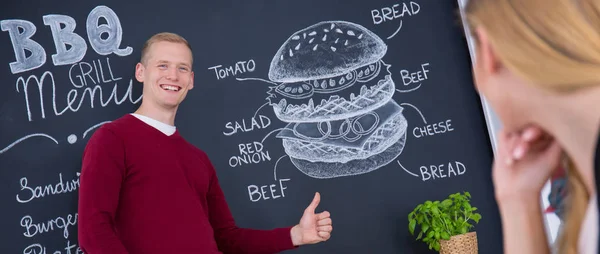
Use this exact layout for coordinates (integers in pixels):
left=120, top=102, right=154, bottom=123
left=188, top=71, right=194, bottom=90
left=135, top=63, right=145, bottom=83
left=475, top=27, right=502, bottom=75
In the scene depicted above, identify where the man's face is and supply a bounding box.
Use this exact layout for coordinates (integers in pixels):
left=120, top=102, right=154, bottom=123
left=135, top=41, right=194, bottom=109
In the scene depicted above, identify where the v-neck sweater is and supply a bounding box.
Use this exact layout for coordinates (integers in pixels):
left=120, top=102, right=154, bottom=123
left=78, top=114, right=296, bottom=254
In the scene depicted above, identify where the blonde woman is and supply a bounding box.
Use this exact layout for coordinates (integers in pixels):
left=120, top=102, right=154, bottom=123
left=464, top=0, right=600, bottom=254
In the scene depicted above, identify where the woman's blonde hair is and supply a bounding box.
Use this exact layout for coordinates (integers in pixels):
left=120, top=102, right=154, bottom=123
left=465, top=0, right=600, bottom=253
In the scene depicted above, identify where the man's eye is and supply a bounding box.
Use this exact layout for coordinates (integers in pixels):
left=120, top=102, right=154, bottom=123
left=158, top=64, right=167, bottom=69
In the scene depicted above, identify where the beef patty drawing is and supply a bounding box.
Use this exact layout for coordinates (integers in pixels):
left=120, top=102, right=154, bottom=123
left=266, top=21, right=408, bottom=179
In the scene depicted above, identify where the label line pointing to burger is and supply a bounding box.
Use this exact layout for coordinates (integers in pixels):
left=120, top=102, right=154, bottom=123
left=273, top=155, right=288, bottom=181
left=236, top=77, right=277, bottom=86
left=396, top=83, right=421, bottom=93
left=400, top=103, right=427, bottom=124
left=261, top=127, right=292, bottom=145
left=253, top=102, right=270, bottom=119
left=397, top=161, right=419, bottom=178
left=387, top=20, right=403, bottom=40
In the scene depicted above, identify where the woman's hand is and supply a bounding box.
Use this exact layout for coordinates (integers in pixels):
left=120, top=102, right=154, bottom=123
left=493, top=125, right=564, bottom=202
left=492, top=125, right=563, bottom=254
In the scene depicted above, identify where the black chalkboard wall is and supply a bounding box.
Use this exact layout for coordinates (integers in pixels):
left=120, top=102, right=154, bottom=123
left=0, top=0, right=503, bottom=253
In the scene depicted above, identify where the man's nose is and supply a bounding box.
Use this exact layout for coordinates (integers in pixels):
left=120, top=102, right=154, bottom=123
left=166, top=68, right=178, bottom=81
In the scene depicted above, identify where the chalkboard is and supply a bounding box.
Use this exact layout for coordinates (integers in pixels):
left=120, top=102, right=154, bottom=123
left=0, top=1, right=503, bottom=253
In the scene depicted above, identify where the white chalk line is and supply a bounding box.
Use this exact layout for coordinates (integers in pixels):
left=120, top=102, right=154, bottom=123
left=400, top=102, right=427, bottom=124
left=395, top=83, right=421, bottom=93
left=397, top=161, right=419, bottom=177
left=273, top=155, right=289, bottom=181
left=236, top=77, right=278, bottom=86
left=0, top=133, right=59, bottom=154
left=387, top=20, right=403, bottom=40
left=83, top=121, right=112, bottom=139
left=261, top=127, right=293, bottom=145
left=253, top=102, right=269, bottom=119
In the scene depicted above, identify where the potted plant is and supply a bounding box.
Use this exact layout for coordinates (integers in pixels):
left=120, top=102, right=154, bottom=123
left=408, top=192, right=482, bottom=253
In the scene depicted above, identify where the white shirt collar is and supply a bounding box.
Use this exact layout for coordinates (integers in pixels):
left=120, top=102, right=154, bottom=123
left=130, top=113, right=176, bottom=136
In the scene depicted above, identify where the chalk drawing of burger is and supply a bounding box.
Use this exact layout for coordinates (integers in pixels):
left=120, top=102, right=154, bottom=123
left=266, top=21, right=408, bottom=179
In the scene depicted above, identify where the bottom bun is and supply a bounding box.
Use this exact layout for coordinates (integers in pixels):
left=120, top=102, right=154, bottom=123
left=289, top=130, right=407, bottom=179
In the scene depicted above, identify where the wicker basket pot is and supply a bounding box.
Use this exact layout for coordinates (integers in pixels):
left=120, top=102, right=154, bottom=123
left=439, top=232, right=478, bottom=254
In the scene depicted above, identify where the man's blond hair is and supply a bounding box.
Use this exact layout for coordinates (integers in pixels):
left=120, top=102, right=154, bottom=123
left=140, top=32, right=193, bottom=65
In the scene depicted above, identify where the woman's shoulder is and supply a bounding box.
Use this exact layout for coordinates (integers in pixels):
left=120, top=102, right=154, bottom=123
left=595, top=130, right=600, bottom=193
left=594, top=129, right=600, bottom=254
left=596, top=131, right=600, bottom=173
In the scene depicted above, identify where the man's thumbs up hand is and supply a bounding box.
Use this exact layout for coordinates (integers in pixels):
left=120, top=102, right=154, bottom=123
left=304, top=191, right=322, bottom=215
left=291, top=192, right=333, bottom=246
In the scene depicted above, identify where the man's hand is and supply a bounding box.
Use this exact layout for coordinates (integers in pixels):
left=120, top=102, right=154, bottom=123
left=291, top=192, right=332, bottom=246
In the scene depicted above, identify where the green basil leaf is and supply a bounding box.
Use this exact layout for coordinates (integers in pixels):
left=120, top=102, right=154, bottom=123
left=441, top=232, right=450, bottom=240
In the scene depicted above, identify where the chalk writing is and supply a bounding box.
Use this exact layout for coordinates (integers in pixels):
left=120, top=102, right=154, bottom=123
left=16, top=68, right=142, bottom=122
left=86, top=5, right=132, bottom=57
left=229, top=142, right=272, bottom=168
left=0, top=19, right=46, bottom=74
left=23, top=241, right=83, bottom=254
left=400, top=63, right=430, bottom=86
left=208, top=59, right=256, bottom=80
left=1, top=5, right=131, bottom=74
left=0, top=133, right=58, bottom=155
left=223, top=115, right=271, bottom=136
left=42, top=15, right=87, bottom=66
left=413, top=119, right=454, bottom=138
left=69, top=58, right=122, bottom=88
left=21, top=213, right=77, bottom=239
left=371, top=2, right=420, bottom=39
left=371, top=2, right=421, bottom=25
left=16, top=172, right=80, bottom=204
left=420, top=161, right=466, bottom=182
left=248, top=179, right=290, bottom=202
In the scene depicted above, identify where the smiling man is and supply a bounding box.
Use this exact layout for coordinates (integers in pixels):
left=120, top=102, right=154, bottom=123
left=77, top=32, right=333, bottom=254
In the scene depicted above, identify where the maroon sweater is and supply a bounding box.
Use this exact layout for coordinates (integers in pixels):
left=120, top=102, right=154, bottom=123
left=78, top=114, right=296, bottom=253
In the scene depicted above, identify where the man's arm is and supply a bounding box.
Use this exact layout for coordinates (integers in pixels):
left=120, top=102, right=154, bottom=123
left=198, top=151, right=297, bottom=254
left=78, top=126, right=129, bottom=254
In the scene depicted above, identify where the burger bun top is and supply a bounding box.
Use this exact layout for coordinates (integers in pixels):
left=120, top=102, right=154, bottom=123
left=269, top=21, right=387, bottom=83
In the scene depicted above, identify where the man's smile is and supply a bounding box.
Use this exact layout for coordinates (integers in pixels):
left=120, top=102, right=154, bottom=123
left=160, top=84, right=182, bottom=92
